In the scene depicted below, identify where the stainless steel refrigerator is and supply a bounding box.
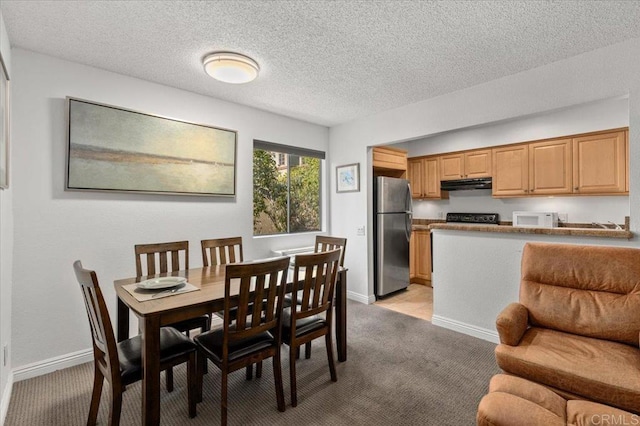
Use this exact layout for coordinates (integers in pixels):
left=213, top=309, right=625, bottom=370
left=374, top=176, right=412, bottom=298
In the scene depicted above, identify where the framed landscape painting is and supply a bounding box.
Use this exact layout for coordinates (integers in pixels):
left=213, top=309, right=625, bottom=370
left=66, top=98, right=237, bottom=196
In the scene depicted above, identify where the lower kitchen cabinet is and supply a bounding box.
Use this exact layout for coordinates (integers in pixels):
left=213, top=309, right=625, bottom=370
left=410, top=229, right=431, bottom=285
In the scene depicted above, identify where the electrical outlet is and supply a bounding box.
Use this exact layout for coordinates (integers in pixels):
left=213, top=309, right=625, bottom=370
left=437, top=211, right=444, bottom=219
left=356, top=226, right=365, bottom=236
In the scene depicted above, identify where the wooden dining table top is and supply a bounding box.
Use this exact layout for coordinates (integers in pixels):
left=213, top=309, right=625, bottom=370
left=115, top=265, right=233, bottom=316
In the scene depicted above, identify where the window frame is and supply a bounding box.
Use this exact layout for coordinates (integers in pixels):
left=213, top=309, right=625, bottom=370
left=253, top=140, right=325, bottom=236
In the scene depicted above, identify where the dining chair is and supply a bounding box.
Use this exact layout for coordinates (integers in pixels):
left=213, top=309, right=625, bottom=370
left=193, top=256, right=290, bottom=425
left=282, top=248, right=341, bottom=407
left=201, top=237, right=244, bottom=267
left=287, top=235, right=347, bottom=359
left=73, top=260, right=198, bottom=425
left=135, top=240, right=212, bottom=382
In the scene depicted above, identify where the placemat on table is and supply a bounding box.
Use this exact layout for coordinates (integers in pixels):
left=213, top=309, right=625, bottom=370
left=122, top=282, right=200, bottom=302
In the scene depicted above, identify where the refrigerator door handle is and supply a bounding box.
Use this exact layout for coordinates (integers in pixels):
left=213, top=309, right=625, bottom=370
left=405, top=212, right=412, bottom=242
left=405, top=183, right=413, bottom=242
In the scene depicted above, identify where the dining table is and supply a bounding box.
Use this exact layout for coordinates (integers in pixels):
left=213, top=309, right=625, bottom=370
left=114, top=264, right=348, bottom=426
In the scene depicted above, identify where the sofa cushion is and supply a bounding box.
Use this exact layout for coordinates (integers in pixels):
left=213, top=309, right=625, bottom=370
left=520, top=243, right=640, bottom=347
left=495, top=327, right=640, bottom=414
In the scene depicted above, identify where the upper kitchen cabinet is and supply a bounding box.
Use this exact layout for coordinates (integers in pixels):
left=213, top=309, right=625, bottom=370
left=493, top=137, right=578, bottom=197
left=373, top=146, right=407, bottom=178
left=492, top=144, right=529, bottom=197
left=493, top=128, right=628, bottom=197
left=440, top=149, right=492, bottom=180
left=529, top=138, right=572, bottom=195
left=572, top=130, right=627, bottom=194
left=408, top=156, right=446, bottom=199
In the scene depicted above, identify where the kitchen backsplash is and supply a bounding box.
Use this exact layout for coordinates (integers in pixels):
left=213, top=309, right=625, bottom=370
left=411, top=189, right=629, bottom=227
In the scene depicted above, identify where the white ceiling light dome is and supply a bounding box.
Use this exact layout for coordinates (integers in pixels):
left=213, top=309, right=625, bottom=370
left=203, top=52, right=260, bottom=84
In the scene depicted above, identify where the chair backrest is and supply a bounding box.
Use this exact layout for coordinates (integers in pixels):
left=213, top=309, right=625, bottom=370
left=520, top=242, right=640, bottom=346
left=201, top=237, right=244, bottom=267
left=315, top=236, right=347, bottom=267
left=222, top=257, right=291, bottom=349
left=291, top=249, right=341, bottom=322
left=73, top=260, right=120, bottom=383
left=135, top=240, right=189, bottom=277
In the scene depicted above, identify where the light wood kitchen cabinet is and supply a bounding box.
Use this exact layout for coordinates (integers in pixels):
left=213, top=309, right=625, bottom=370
left=440, top=149, right=492, bottom=181
left=372, top=146, right=407, bottom=171
left=493, top=138, right=573, bottom=197
left=408, top=158, right=424, bottom=198
left=492, top=144, right=529, bottom=197
left=529, top=138, right=572, bottom=195
left=410, top=229, right=431, bottom=284
left=572, top=130, right=626, bottom=194
left=408, top=156, right=446, bottom=199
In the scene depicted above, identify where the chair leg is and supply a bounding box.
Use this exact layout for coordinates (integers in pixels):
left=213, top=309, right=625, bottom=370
left=87, top=367, right=104, bottom=426
left=295, top=347, right=300, bottom=360
left=272, top=351, right=285, bottom=412
left=187, top=353, right=197, bottom=418
left=166, top=367, right=174, bottom=392
left=109, top=383, right=123, bottom=426
left=325, top=332, right=337, bottom=382
left=196, top=352, right=206, bottom=403
left=289, top=345, right=298, bottom=407
left=256, top=361, right=263, bottom=378
left=305, top=341, right=312, bottom=359
left=245, top=364, right=253, bottom=380
left=221, top=370, right=228, bottom=426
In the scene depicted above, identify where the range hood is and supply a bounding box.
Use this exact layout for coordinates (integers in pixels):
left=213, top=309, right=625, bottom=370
left=441, top=177, right=492, bottom=191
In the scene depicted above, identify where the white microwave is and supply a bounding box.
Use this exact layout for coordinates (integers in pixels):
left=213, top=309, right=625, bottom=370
left=512, top=211, right=559, bottom=228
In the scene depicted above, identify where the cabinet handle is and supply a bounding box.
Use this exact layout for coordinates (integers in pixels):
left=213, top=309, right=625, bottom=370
left=574, top=187, right=579, bottom=191
left=525, top=189, right=529, bottom=193
left=530, top=189, right=535, bottom=193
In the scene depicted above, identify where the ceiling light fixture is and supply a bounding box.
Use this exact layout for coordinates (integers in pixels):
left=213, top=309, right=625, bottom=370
left=203, top=52, right=260, bottom=84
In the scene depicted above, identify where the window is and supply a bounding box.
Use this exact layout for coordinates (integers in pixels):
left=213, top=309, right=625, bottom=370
left=253, top=140, right=324, bottom=235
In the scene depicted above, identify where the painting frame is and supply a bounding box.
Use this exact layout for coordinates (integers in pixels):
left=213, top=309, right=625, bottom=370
left=66, top=97, right=237, bottom=197
left=336, top=163, right=360, bottom=193
left=0, top=53, right=9, bottom=190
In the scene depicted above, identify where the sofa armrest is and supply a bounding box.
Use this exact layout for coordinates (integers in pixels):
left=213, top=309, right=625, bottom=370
left=496, top=303, right=529, bottom=346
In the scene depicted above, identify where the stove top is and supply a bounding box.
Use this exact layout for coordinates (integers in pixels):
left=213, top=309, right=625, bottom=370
left=446, top=212, right=500, bottom=225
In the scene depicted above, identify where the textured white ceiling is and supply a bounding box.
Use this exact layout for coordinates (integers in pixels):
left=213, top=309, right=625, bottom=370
left=2, top=1, right=640, bottom=126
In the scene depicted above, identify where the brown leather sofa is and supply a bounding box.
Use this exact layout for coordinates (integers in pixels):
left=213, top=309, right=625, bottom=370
left=494, top=242, right=640, bottom=415
left=477, top=374, right=638, bottom=426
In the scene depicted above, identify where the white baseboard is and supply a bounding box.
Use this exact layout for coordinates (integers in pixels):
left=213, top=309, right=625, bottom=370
left=346, top=290, right=374, bottom=304
left=12, top=348, right=93, bottom=383
left=1, top=371, right=13, bottom=425
left=431, top=315, right=500, bottom=344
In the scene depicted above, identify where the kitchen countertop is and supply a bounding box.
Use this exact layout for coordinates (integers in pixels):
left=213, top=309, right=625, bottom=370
left=427, top=223, right=633, bottom=239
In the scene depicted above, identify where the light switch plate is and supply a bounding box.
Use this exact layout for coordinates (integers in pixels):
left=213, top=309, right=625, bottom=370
left=356, top=226, right=365, bottom=236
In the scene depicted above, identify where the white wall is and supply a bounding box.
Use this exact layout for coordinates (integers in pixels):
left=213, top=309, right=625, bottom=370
left=0, top=10, right=13, bottom=422
left=329, top=37, right=640, bottom=302
left=10, top=49, right=329, bottom=369
left=410, top=96, right=629, bottom=225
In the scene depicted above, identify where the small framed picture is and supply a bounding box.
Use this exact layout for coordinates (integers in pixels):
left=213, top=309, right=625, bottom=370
left=336, top=163, right=360, bottom=193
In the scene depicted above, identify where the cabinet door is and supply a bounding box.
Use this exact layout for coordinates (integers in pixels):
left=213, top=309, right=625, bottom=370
left=372, top=146, right=407, bottom=171
left=529, top=138, right=572, bottom=195
left=440, top=153, right=464, bottom=180
left=408, top=159, right=424, bottom=198
left=415, top=230, right=431, bottom=281
left=492, top=145, right=529, bottom=197
left=464, top=149, right=492, bottom=178
left=573, top=131, right=626, bottom=194
left=424, top=157, right=442, bottom=198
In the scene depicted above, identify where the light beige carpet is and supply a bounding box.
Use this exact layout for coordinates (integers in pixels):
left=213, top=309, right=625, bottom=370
left=4, top=301, right=499, bottom=425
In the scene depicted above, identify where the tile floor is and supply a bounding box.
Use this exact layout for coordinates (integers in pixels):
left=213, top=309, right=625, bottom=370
left=374, top=283, right=433, bottom=321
